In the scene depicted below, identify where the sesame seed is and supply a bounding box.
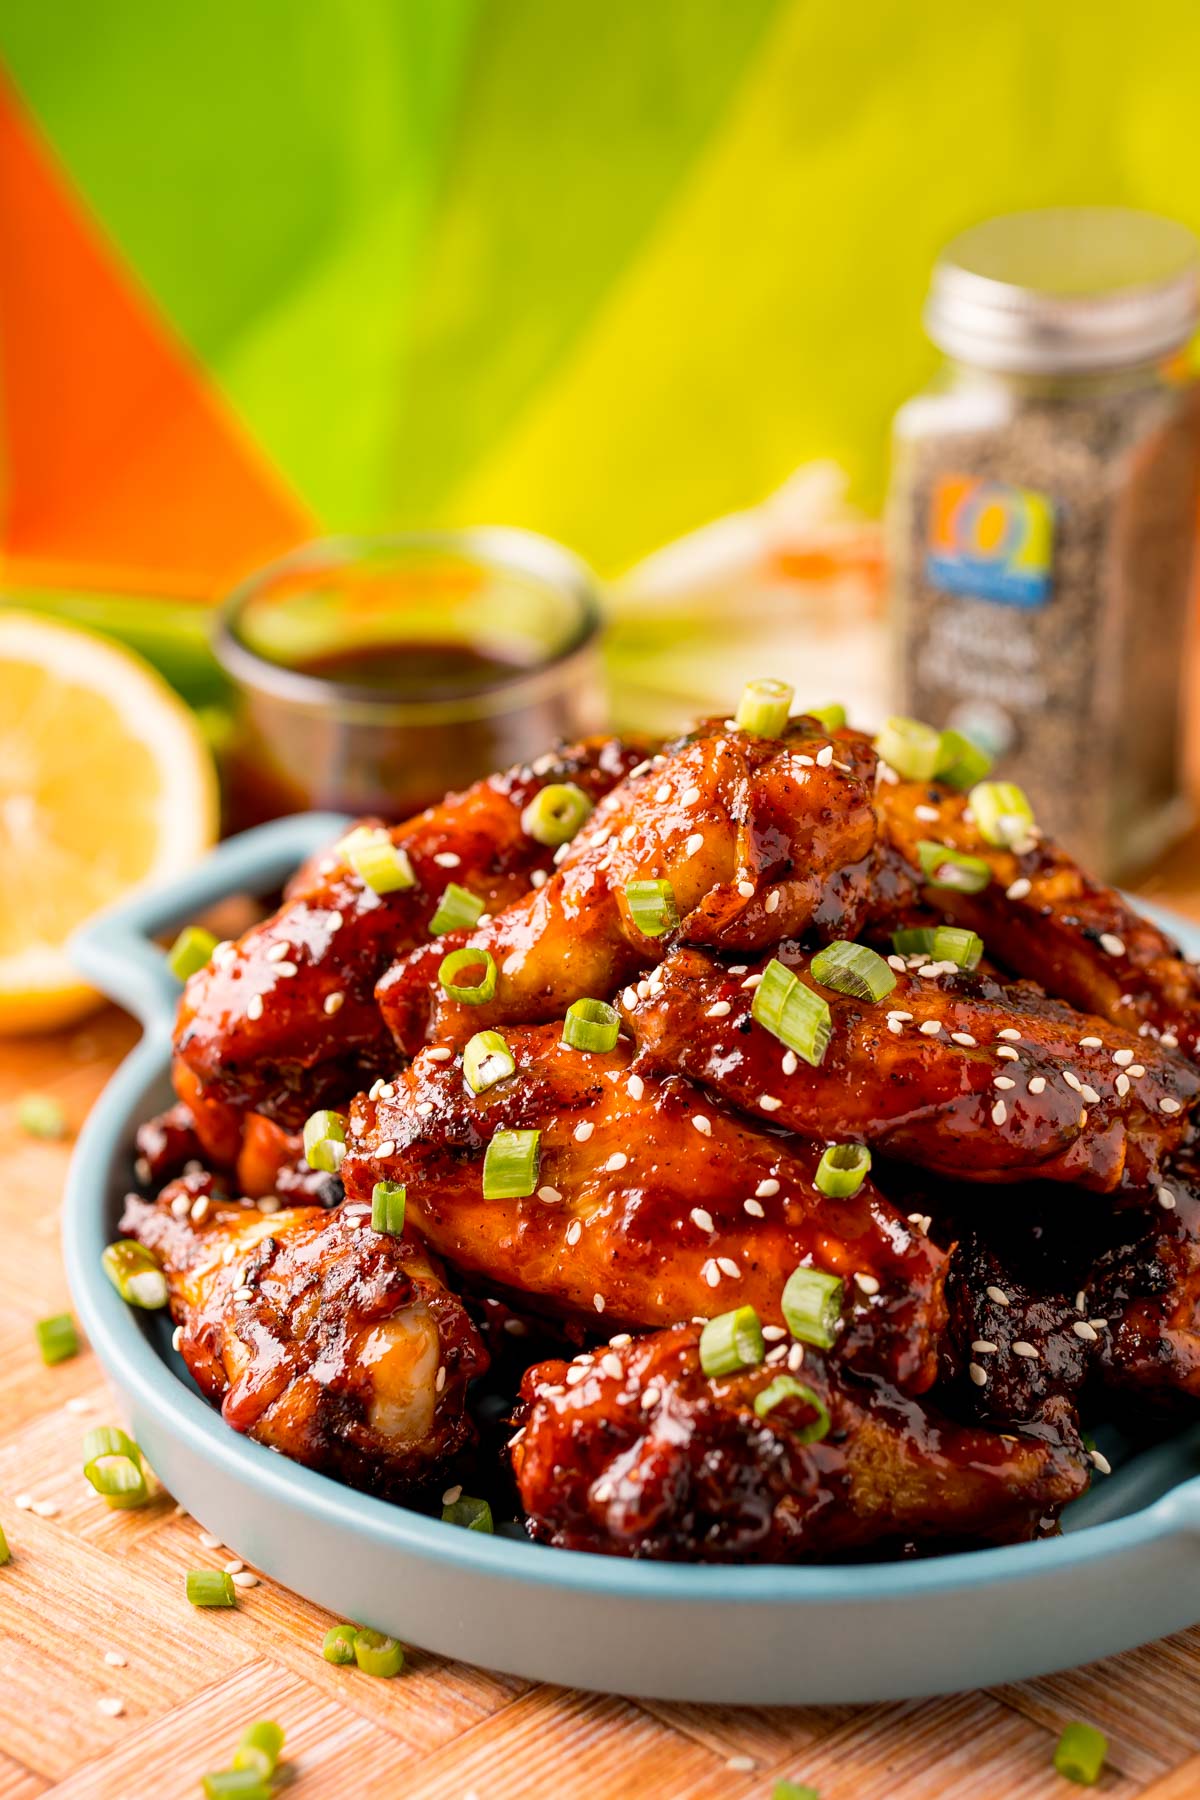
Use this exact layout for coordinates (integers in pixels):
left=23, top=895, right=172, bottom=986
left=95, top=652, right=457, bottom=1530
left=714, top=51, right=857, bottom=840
left=537, top=1186, right=561, bottom=1204
left=991, top=1100, right=1007, bottom=1125
left=593, top=1294, right=606, bottom=1313
left=762, top=1325, right=787, bottom=1342
left=232, top=1571, right=259, bottom=1589
left=756, top=1178, right=780, bottom=1197
left=986, top=1285, right=1011, bottom=1306
left=1012, top=1341, right=1039, bottom=1359
left=743, top=1198, right=765, bottom=1218
left=1073, top=1321, right=1099, bottom=1341
left=274, top=961, right=298, bottom=978
left=816, top=744, right=834, bottom=767
left=780, top=1050, right=798, bottom=1076
left=787, top=1342, right=806, bottom=1371
left=1161, top=1032, right=1179, bottom=1049
left=171, top=1326, right=184, bottom=1353
left=530, top=869, right=548, bottom=888
left=565, top=1220, right=582, bottom=1244
left=376, top=1139, right=395, bottom=1158
left=717, top=1257, right=741, bottom=1279
left=692, top=1115, right=712, bottom=1136
left=605, top=1152, right=628, bottom=1172
left=1028, top=1075, right=1046, bottom=1094
left=1090, top=1319, right=1108, bottom=1331
left=233, top=1285, right=254, bottom=1302
left=729, top=965, right=748, bottom=975
left=1063, top=1071, right=1082, bottom=1092
left=1128, top=1063, right=1146, bottom=1078
left=1158, top=1187, right=1177, bottom=1209
left=887, top=955, right=907, bottom=971
left=1079, top=1035, right=1103, bottom=1049
left=1079, top=1085, right=1101, bottom=1106
left=378, top=1081, right=397, bottom=1096
left=1161, top=1097, right=1183, bottom=1114
left=703, top=1261, right=721, bottom=1288
left=950, top=1031, right=976, bottom=1046
left=427, top=1048, right=451, bottom=1062
left=31, top=1499, right=59, bottom=1518
left=13, top=1494, right=32, bottom=1511
left=1007, top=877, right=1032, bottom=900
left=685, top=832, right=704, bottom=857
left=998, top=1028, right=1021, bottom=1042
left=996, top=1045, right=1019, bottom=1061
left=1112, top=1047, right=1134, bottom=1066
left=103, top=1650, right=127, bottom=1668
left=171, top=1193, right=190, bottom=1219
left=993, top=1075, right=1016, bottom=1091
left=97, top=1697, right=125, bottom=1718
left=887, top=1019, right=903, bottom=1034
left=245, top=994, right=264, bottom=1022
left=706, top=1000, right=732, bottom=1018
left=736, top=880, right=755, bottom=899
left=641, top=1387, right=661, bottom=1410
left=223, top=1558, right=244, bottom=1574
left=677, top=785, right=700, bottom=806
left=764, top=891, right=781, bottom=915
left=968, top=1363, right=988, bottom=1386
left=855, top=1273, right=880, bottom=1295
left=627, top=1074, right=645, bottom=1101
left=919, top=1020, right=941, bottom=1037
left=435, top=1366, right=447, bottom=1392
left=741, top=973, right=763, bottom=990
left=915, top=803, right=940, bottom=822
left=266, top=941, right=289, bottom=963
left=726, top=1755, right=756, bottom=1774
left=323, top=991, right=344, bottom=1016
left=574, top=1121, right=593, bottom=1143
left=759, top=1095, right=782, bottom=1112
left=889, top=1009, right=914, bottom=1022
left=621, top=986, right=638, bottom=1009
left=1115, top=1074, right=1131, bottom=1096
left=1099, top=933, right=1126, bottom=957
left=971, top=1339, right=998, bottom=1354
left=199, top=1531, right=222, bottom=1549
left=690, top=1207, right=714, bottom=1233
left=327, top=910, right=344, bottom=930
left=601, top=1353, right=624, bottom=1380
left=917, top=963, right=939, bottom=979
left=1090, top=1449, right=1112, bottom=1475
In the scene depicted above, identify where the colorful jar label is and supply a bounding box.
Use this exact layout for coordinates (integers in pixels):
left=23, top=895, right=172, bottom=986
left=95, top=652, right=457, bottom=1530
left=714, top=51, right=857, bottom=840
left=926, top=474, right=1055, bottom=607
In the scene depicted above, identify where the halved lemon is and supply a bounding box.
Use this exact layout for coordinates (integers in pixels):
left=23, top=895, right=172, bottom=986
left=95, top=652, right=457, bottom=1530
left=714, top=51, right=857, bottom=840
left=0, top=610, right=218, bottom=1033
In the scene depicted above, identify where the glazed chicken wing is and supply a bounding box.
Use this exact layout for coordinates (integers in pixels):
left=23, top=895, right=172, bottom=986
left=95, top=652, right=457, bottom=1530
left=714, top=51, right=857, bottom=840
left=511, top=1324, right=1089, bottom=1561
left=878, top=774, right=1200, bottom=1058
left=173, top=735, right=645, bottom=1127
left=376, top=716, right=880, bottom=1056
left=622, top=945, right=1198, bottom=1191
left=120, top=1176, right=487, bottom=1497
left=340, top=1025, right=947, bottom=1393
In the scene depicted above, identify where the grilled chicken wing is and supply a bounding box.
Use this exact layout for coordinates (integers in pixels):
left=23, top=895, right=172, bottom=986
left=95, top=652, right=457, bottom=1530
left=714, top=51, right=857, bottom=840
left=511, top=1324, right=1089, bottom=1560
left=622, top=946, right=1197, bottom=1191
left=340, top=1025, right=947, bottom=1392
left=121, top=1177, right=487, bottom=1496
left=376, top=716, right=880, bottom=1056
left=173, top=735, right=645, bottom=1127
left=878, top=775, right=1200, bottom=1058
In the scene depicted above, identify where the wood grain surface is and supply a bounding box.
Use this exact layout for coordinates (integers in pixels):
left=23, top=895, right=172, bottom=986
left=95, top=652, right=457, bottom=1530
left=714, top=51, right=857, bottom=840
left=5, top=857, right=1200, bottom=1799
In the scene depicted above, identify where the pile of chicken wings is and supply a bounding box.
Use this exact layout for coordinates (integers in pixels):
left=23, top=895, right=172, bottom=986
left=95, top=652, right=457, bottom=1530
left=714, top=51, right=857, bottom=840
left=120, top=695, right=1200, bottom=1562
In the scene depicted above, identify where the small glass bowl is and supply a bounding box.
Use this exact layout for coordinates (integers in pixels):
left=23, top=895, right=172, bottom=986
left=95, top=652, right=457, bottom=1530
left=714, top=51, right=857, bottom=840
left=214, top=530, right=606, bottom=827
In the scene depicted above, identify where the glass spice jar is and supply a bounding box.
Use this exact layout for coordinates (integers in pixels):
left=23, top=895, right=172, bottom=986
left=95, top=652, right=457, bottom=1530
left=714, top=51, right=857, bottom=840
left=888, top=207, right=1200, bottom=877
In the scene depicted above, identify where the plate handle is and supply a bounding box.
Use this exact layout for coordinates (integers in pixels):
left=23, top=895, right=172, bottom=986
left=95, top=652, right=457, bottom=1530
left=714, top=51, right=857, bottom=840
left=69, top=811, right=351, bottom=1034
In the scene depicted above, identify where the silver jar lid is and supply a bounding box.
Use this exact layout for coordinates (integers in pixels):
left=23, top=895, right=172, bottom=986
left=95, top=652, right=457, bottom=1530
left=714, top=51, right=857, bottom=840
left=925, top=207, right=1199, bottom=373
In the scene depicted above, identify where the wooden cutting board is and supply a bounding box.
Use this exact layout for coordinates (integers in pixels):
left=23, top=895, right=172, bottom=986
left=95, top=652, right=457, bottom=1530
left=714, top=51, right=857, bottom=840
left=6, top=844, right=1200, bottom=1798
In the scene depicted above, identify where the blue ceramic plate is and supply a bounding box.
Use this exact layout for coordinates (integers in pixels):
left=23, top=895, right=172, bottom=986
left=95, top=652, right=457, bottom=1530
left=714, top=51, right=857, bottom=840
left=64, top=816, right=1200, bottom=1703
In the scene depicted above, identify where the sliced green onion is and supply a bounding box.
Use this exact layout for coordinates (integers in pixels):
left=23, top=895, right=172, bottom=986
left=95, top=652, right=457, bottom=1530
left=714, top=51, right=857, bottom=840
left=482, top=1128, right=541, bottom=1200
left=1053, top=1721, right=1108, bottom=1786
left=814, top=1144, right=872, bottom=1199
left=202, top=1772, right=270, bottom=1800
left=442, top=1495, right=494, bottom=1532
left=437, top=946, right=498, bottom=1005
left=931, top=925, right=984, bottom=969
left=806, top=703, right=845, bottom=734
left=624, top=877, right=679, bottom=938
left=936, top=728, right=993, bottom=789
left=166, top=924, right=218, bottom=982
left=809, top=940, right=895, bottom=1004
left=353, top=1627, right=405, bottom=1677
left=751, top=959, right=832, bottom=1067
left=101, top=1241, right=169, bottom=1310
left=699, top=1305, right=765, bottom=1377
left=782, top=1266, right=845, bottom=1349
left=874, top=716, right=943, bottom=781
left=891, top=926, right=936, bottom=957
left=232, top=1721, right=284, bottom=1779
left=17, top=1094, right=67, bottom=1140
left=321, top=1622, right=358, bottom=1665
left=371, top=1181, right=406, bottom=1235
left=302, top=1108, right=347, bottom=1174
left=561, top=997, right=620, bottom=1054
left=736, top=677, right=794, bottom=737
left=36, top=1312, right=79, bottom=1366
left=753, top=1375, right=831, bottom=1443
left=187, top=1569, right=237, bottom=1607
left=463, top=1029, right=516, bottom=1095
left=969, top=780, right=1037, bottom=851
left=0, top=1524, right=9, bottom=1566
left=429, top=882, right=485, bottom=937
left=916, top=840, right=991, bottom=894
left=772, top=1783, right=820, bottom=1800
left=339, top=825, right=416, bottom=894
left=83, top=1426, right=150, bottom=1509
left=520, top=782, right=593, bottom=846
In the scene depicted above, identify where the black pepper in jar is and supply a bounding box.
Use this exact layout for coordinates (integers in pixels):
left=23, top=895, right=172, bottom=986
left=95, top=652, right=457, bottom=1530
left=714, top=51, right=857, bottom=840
left=888, top=208, right=1200, bottom=878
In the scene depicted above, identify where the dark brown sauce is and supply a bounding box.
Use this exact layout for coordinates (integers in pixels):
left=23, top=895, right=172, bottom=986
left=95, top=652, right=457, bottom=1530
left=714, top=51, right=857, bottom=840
left=298, top=640, right=533, bottom=698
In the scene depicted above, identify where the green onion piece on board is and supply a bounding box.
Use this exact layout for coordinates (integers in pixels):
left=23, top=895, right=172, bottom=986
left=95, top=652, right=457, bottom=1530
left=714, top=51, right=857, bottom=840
left=101, top=1241, right=169, bottom=1310
left=201, top=1771, right=271, bottom=1800
left=624, top=878, right=679, bottom=938
left=36, top=1312, right=79, bottom=1365
left=463, top=1030, right=516, bottom=1095
left=735, top=677, right=794, bottom=737
left=0, top=1524, right=10, bottom=1566
left=232, top=1720, right=284, bottom=1779
left=699, top=1305, right=766, bottom=1377
left=83, top=1425, right=150, bottom=1508
left=428, top=882, right=484, bottom=937
left=969, top=780, right=1037, bottom=850
left=809, top=940, right=895, bottom=1003
left=339, top=825, right=416, bottom=894
left=166, top=924, right=218, bottom=982
left=806, top=703, right=845, bottom=734
left=520, top=782, right=593, bottom=846
left=437, top=947, right=498, bottom=1005
left=442, top=1495, right=494, bottom=1532
left=1053, top=1721, right=1108, bottom=1786
left=353, top=1628, right=405, bottom=1678
left=17, top=1094, right=67, bottom=1140
left=814, top=1143, right=872, bottom=1199
left=782, top=1267, right=845, bottom=1349
left=891, top=927, right=936, bottom=957
left=302, top=1108, right=347, bottom=1174
left=371, top=1181, right=406, bottom=1235
left=936, top=728, right=993, bottom=789
left=773, top=1783, right=821, bottom=1800
left=932, top=925, right=984, bottom=969
left=751, top=959, right=832, bottom=1066
left=186, top=1569, right=237, bottom=1607
left=561, top=997, right=621, bottom=1053
left=874, top=716, right=943, bottom=781
left=753, top=1374, right=832, bottom=1443
left=321, top=1622, right=358, bottom=1665
left=482, top=1128, right=541, bottom=1200
left=916, top=840, right=991, bottom=894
